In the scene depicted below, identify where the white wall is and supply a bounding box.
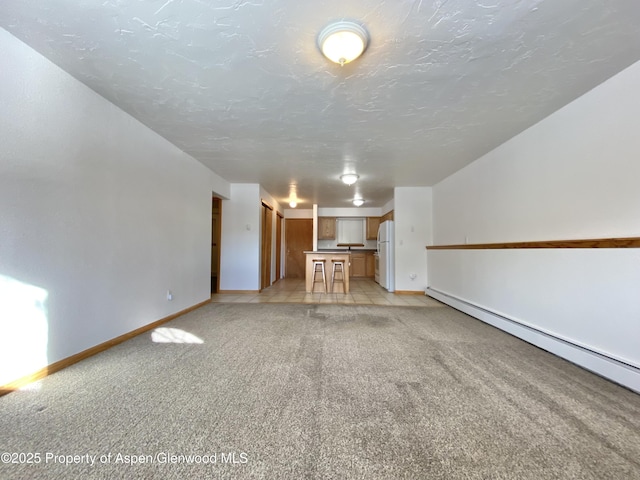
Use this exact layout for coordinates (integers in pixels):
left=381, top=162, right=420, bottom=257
left=318, top=207, right=381, bottom=217
left=394, top=187, right=432, bottom=292
left=433, top=73, right=640, bottom=244
left=0, top=29, right=223, bottom=385
left=429, top=59, right=640, bottom=392
left=284, top=208, right=313, bottom=219
left=381, top=199, right=394, bottom=217
left=219, top=184, right=261, bottom=291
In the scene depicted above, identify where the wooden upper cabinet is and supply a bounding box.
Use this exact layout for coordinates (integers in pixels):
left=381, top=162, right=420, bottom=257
left=318, top=217, right=336, bottom=240
left=380, top=210, right=394, bottom=223
left=366, top=217, right=380, bottom=240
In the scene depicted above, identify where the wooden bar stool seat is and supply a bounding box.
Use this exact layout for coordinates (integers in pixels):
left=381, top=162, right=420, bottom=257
left=331, top=259, right=346, bottom=294
left=312, top=259, right=327, bottom=293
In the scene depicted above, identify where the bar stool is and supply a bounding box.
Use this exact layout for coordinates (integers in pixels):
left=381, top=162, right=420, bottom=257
left=331, top=259, right=345, bottom=294
left=312, top=259, right=327, bottom=293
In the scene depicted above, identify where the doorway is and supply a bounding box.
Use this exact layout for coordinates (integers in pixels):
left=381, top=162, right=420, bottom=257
left=211, top=197, right=221, bottom=293
left=285, top=218, right=312, bottom=278
left=275, top=212, right=283, bottom=282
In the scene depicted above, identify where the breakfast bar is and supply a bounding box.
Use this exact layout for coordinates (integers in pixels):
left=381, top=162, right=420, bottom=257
left=304, top=251, right=351, bottom=293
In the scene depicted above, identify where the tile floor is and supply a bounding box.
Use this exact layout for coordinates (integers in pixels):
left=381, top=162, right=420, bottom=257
left=211, top=277, right=443, bottom=307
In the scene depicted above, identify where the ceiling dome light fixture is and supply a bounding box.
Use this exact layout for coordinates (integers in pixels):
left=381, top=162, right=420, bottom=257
left=340, top=173, right=359, bottom=185
left=288, top=182, right=298, bottom=208
left=353, top=198, right=364, bottom=207
left=318, top=21, right=369, bottom=66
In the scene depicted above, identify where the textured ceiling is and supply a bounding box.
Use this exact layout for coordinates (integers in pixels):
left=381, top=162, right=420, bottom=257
left=2, top=1, right=640, bottom=208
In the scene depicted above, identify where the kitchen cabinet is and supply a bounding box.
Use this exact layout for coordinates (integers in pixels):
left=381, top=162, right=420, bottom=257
left=381, top=210, right=394, bottom=223
left=349, top=251, right=375, bottom=278
left=365, top=252, right=375, bottom=277
left=349, top=253, right=367, bottom=277
left=318, top=217, right=336, bottom=240
left=366, top=217, right=380, bottom=240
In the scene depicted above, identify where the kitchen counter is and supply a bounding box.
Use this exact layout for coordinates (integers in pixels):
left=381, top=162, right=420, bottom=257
left=303, top=251, right=351, bottom=293
left=316, top=248, right=377, bottom=253
left=307, top=250, right=353, bottom=254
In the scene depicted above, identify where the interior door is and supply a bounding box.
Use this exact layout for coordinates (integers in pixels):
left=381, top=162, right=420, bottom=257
left=261, top=202, right=273, bottom=290
left=285, top=218, right=312, bottom=278
left=275, top=212, right=282, bottom=282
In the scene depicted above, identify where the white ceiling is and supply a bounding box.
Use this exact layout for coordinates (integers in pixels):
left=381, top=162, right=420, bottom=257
left=2, top=1, right=640, bottom=208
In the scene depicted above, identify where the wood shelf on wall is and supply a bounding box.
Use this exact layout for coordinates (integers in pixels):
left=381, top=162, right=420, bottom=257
left=426, top=237, right=640, bottom=250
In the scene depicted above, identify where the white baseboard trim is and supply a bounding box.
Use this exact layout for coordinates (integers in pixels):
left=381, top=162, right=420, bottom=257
left=426, top=287, right=640, bottom=394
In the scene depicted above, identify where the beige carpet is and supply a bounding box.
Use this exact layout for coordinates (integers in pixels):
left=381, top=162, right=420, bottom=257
left=1, top=302, right=639, bottom=479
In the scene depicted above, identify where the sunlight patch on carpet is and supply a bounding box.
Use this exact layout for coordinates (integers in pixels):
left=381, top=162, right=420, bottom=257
left=151, top=327, right=204, bottom=344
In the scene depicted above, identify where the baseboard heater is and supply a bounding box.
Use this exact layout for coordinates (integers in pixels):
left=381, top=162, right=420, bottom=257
left=426, top=287, right=640, bottom=394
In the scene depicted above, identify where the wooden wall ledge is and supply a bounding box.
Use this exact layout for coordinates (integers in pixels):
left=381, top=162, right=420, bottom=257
left=426, top=237, right=640, bottom=250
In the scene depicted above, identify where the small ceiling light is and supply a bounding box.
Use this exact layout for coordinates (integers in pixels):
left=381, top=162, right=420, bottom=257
left=288, top=182, right=298, bottom=208
left=353, top=198, right=364, bottom=207
left=318, top=21, right=369, bottom=66
left=340, top=173, right=359, bottom=185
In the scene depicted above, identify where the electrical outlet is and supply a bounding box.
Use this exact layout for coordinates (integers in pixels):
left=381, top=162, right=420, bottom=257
left=167, top=290, right=173, bottom=301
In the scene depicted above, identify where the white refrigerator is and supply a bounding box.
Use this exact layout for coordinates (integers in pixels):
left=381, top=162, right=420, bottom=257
left=376, top=220, right=395, bottom=292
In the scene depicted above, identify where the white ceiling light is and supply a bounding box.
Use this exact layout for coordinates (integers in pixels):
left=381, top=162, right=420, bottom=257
left=353, top=198, right=364, bottom=207
left=318, top=21, right=369, bottom=66
left=340, top=173, right=359, bottom=185
left=288, top=183, right=298, bottom=208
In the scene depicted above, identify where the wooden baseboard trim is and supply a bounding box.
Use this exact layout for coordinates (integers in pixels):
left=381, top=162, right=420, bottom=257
left=0, top=299, right=211, bottom=397
left=394, top=290, right=425, bottom=295
left=217, top=290, right=260, bottom=294
left=427, top=236, right=640, bottom=250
